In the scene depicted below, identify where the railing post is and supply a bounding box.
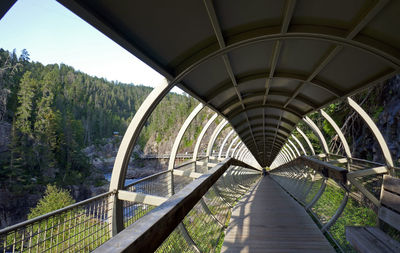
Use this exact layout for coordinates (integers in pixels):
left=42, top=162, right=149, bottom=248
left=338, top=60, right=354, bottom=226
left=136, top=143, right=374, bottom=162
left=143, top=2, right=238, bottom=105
left=321, top=188, right=349, bottom=232
left=305, top=177, right=327, bottom=210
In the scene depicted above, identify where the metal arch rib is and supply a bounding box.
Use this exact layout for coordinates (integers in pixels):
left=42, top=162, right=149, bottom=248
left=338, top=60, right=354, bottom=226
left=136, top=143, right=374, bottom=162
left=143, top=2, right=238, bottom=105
left=193, top=113, right=218, bottom=161
left=207, top=119, right=228, bottom=156
left=296, top=127, right=315, bottom=155
left=348, top=97, right=394, bottom=168
left=218, top=129, right=235, bottom=158
left=303, top=116, right=329, bottom=154
left=320, top=109, right=352, bottom=158
left=168, top=103, right=204, bottom=171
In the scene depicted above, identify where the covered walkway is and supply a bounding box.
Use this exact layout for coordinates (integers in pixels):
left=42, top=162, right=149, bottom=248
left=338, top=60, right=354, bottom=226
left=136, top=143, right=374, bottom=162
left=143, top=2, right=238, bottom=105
left=222, top=176, right=334, bottom=253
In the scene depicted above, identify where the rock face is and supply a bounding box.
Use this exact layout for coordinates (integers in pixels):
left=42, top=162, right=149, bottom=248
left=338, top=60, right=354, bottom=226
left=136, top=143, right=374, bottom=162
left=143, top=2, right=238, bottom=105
left=0, top=121, right=11, bottom=153
left=351, top=76, right=400, bottom=166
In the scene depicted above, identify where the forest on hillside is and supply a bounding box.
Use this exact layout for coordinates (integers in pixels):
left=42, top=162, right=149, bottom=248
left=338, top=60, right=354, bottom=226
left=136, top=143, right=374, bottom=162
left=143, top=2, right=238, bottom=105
left=0, top=48, right=204, bottom=195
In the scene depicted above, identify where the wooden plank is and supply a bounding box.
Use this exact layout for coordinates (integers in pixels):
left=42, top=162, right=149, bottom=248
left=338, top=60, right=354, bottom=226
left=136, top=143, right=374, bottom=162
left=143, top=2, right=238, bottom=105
left=365, top=227, right=400, bottom=252
left=381, top=190, right=400, bottom=213
left=379, top=207, right=400, bottom=231
left=222, top=176, right=334, bottom=252
left=383, top=175, right=400, bottom=195
left=346, top=226, right=394, bottom=253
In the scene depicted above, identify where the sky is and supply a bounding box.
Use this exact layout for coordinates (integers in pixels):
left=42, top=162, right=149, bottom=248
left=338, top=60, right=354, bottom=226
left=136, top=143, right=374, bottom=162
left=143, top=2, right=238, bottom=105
left=0, top=0, right=182, bottom=92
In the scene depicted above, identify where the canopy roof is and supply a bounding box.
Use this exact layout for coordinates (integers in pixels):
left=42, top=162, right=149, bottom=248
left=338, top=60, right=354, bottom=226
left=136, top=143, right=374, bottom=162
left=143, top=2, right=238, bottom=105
left=5, top=0, right=400, bottom=166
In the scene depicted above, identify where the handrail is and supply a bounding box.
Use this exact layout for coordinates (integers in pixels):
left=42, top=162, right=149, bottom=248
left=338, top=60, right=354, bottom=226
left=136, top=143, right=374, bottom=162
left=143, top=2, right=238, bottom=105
left=174, top=156, right=209, bottom=170
left=124, top=170, right=171, bottom=188
left=94, top=158, right=259, bottom=252
left=271, top=156, right=348, bottom=183
left=0, top=190, right=114, bottom=235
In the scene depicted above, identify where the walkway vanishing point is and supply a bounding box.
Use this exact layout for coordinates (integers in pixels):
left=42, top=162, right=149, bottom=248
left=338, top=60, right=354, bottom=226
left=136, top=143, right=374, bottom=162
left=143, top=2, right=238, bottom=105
left=1, top=1, right=400, bottom=252
left=222, top=176, right=334, bottom=252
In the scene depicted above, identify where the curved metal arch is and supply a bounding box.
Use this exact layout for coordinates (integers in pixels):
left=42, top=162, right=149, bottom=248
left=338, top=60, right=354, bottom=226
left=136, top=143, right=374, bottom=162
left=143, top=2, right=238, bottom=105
left=241, top=150, right=250, bottom=161
left=303, top=116, right=329, bottom=154
left=285, top=144, right=297, bottom=159
left=242, top=133, right=286, bottom=146
left=226, top=136, right=240, bottom=157
left=109, top=78, right=172, bottom=235
left=248, top=144, right=282, bottom=156
left=218, top=129, right=235, bottom=158
left=174, top=29, right=399, bottom=84
left=192, top=113, right=218, bottom=161
left=228, top=102, right=303, bottom=120
left=241, top=128, right=288, bottom=143
left=348, top=97, right=394, bottom=168
left=235, top=114, right=297, bottom=130
left=320, top=109, right=352, bottom=158
left=282, top=146, right=294, bottom=161
left=220, top=90, right=317, bottom=115
left=291, top=134, right=307, bottom=155
left=282, top=148, right=293, bottom=161
left=168, top=103, right=204, bottom=170
left=207, top=119, right=228, bottom=156
left=244, top=140, right=285, bottom=153
left=237, top=145, right=247, bottom=159
left=232, top=141, right=243, bottom=158
left=277, top=151, right=288, bottom=164
left=288, top=139, right=301, bottom=157
left=237, top=122, right=292, bottom=136
left=207, top=71, right=342, bottom=102
left=296, top=127, right=315, bottom=155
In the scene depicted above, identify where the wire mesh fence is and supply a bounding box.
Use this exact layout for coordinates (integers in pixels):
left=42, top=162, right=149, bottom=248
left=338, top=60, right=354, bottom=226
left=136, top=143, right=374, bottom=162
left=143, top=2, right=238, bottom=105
left=155, top=166, right=261, bottom=252
left=270, top=157, right=400, bottom=252
left=1, top=161, right=260, bottom=253
left=0, top=191, right=114, bottom=253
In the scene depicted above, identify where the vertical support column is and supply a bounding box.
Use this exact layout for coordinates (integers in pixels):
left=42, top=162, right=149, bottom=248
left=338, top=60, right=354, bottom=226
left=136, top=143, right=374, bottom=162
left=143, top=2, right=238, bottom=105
left=320, top=109, right=352, bottom=159
left=303, top=116, right=329, bottom=154
left=218, top=129, right=235, bottom=158
left=109, top=78, right=172, bottom=236
left=192, top=113, right=218, bottom=161
left=348, top=97, right=394, bottom=172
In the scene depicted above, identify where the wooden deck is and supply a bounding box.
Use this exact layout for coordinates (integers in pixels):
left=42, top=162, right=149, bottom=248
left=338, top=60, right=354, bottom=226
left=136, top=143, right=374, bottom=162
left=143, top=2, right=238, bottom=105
left=221, top=176, right=334, bottom=253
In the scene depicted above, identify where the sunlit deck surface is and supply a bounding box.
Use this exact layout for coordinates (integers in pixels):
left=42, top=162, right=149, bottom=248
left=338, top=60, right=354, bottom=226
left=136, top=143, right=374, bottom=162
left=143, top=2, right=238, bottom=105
left=222, top=176, right=334, bottom=253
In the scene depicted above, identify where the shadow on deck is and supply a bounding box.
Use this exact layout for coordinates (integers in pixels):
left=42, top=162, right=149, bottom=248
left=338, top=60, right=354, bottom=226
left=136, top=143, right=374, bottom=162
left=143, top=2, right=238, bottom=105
left=221, top=176, right=334, bottom=253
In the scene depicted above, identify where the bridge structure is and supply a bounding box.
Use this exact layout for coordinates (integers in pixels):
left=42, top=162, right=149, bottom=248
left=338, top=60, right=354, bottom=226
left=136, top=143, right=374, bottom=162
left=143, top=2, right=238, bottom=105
left=1, top=0, right=400, bottom=252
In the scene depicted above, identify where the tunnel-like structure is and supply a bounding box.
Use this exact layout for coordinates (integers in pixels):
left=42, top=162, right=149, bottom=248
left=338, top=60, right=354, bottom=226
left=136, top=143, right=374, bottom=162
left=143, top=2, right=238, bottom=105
left=1, top=1, right=400, bottom=252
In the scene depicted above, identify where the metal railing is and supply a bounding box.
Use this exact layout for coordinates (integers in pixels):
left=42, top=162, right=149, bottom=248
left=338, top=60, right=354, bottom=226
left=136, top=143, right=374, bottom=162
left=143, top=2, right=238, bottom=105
left=1, top=158, right=260, bottom=253
left=95, top=158, right=261, bottom=252
left=270, top=155, right=400, bottom=252
left=0, top=191, right=114, bottom=253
